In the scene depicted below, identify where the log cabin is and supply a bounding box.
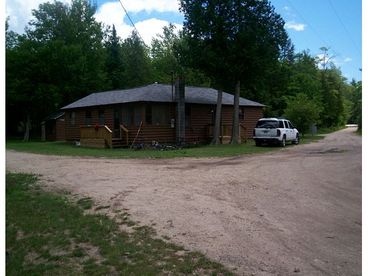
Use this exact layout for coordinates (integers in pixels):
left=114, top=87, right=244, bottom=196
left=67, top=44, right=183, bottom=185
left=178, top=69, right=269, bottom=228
left=60, top=82, right=264, bottom=148
left=41, top=111, right=65, bottom=141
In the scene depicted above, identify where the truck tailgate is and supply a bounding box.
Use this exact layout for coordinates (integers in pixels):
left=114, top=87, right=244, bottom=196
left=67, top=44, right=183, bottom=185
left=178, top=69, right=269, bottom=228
left=254, top=128, right=278, bottom=137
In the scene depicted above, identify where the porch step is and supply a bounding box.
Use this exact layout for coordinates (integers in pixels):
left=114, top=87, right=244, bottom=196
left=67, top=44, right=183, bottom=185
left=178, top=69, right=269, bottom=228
left=111, top=138, right=128, bottom=148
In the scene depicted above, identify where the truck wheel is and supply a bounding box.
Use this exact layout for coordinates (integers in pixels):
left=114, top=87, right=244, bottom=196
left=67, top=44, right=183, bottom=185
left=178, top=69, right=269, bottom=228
left=293, top=134, right=299, bottom=145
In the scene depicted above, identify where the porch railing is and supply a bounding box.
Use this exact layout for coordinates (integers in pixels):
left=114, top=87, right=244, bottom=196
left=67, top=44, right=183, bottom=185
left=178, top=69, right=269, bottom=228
left=240, top=124, right=247, bottom=143
left=80, top=125, right=113, bottom=148
left=207, top=124, right=247, bottom=143
left=120, top=124, right=129, bottom=145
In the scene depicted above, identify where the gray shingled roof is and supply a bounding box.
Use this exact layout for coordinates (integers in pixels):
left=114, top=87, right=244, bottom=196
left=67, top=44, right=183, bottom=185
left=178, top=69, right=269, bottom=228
left=61, top=83, right=264, bottom=110
left=43, top=111, right=65, bottom=121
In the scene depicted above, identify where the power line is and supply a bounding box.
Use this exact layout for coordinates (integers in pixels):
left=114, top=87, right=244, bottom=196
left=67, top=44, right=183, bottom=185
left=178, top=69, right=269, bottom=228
left=117, top=0, right=146, bottom=45
left=327, top=0, right=361, bottom=57
left=285, top=0, right=340, bottom=58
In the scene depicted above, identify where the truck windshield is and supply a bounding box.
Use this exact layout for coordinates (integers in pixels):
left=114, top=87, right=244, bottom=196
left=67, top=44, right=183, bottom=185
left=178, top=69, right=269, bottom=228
left=256, top=120, right=279, bottom=128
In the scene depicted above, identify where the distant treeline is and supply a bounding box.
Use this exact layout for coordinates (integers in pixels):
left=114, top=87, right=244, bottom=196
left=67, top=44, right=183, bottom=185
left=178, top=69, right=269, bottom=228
left=6, top=0, right=361, bottom=139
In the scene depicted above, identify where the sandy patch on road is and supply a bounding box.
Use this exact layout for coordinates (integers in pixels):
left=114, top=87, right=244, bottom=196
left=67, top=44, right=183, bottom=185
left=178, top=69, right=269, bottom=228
left=6, top=128, right=362, bottom=275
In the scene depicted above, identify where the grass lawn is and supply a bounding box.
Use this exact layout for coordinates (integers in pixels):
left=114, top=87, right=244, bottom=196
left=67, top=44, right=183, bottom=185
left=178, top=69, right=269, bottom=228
left=6, top=135, right=324, bottom=159
left=6, top=172, right=233, bottom=275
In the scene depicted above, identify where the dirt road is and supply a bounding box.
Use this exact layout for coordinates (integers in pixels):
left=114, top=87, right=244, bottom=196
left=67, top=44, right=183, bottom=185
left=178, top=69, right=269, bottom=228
left=6, top=127, right=361, bottom=275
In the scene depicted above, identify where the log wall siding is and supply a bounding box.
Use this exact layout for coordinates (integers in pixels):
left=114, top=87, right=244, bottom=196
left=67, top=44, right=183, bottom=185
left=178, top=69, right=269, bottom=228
left=127, top=126, right=175, bottom=144
left=127, top=104, right=176, bottom=144
left=65, top=107, right=114, bottom=141
left=186, top=104, right=213, bottom=143
left=64, top=103, right=263, bottom=143
left=243, top=107, right=263, bottom=137
left=55, top=118, right=65, bottom=141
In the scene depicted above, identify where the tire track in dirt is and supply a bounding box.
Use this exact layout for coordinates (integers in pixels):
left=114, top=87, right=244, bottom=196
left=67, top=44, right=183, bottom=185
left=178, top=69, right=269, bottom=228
left=6, top=127, right=361, bottom=275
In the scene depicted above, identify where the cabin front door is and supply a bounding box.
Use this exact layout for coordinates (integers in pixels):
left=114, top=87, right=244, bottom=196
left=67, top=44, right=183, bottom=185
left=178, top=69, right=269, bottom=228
left=114, top=107, right=122, bottom=137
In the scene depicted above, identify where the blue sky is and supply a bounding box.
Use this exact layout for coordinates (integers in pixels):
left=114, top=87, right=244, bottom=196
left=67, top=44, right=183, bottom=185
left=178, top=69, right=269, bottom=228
left=271, top=0, right=362, bottom=82
left=6, top=0, right=362, bottom=81
left=95, top=0, right=362, bottom=81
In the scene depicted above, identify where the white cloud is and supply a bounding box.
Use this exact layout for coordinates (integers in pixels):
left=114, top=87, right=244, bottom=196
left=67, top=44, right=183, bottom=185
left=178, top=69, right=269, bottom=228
left=6, top=0, right=72, bottom=33
left=5, top=0, right=180, bottom=34
left=316, top=54, right=350, bottom=69
left=121, top=0, right=180, bottom=13
left=94, top=2, right=133, bottom=39
left=135, top=18, right=182, bottom=45
left=95, top=1, right=182, bottom=45
left=285, top=21, right=306, bottom=32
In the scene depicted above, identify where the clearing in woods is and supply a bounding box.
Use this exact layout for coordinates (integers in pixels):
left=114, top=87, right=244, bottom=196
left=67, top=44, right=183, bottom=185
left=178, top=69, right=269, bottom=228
left=6, top=127, right=361, bottom=275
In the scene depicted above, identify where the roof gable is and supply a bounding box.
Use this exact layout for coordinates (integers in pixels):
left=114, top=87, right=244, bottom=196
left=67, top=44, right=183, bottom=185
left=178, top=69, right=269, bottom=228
left=61, top=83, right=264, bottom=110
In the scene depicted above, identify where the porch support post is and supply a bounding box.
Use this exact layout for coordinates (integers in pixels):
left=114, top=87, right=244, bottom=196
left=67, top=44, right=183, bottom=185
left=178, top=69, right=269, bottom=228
left=175, top=76, right=185, bottom=145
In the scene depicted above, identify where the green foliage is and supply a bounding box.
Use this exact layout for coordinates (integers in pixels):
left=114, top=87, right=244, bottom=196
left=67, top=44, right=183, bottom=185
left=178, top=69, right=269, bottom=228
left=319, top=68, right=347, bottom=127
left=5, top=0, right=359, bottom=139
left=150, top=24, right=211, bottom=86
left=27, top=0, right=106, bottom=101
left=348, top=81, right=362, bottom=129
left=278, top=50, right=355, bottom=130
left=121, top=31, right=153, bottom=88
left=151, top=24, right=180, bottom=83
left=283, top=93, right=321, bottom=134
left=104, top=25, right=124, bottom=89
left=288, top=52, right=322, bottom=101
left=6, top=17, right=19, bottom=49
left=6, top=172, right=233, bottom=275
left=6, top=0, right=106, bottom=137
left=76, top=197, right=93, bottom=210
left=179, top=0, right=289, bottom=92
left=179, top=0, right=291, bottom=145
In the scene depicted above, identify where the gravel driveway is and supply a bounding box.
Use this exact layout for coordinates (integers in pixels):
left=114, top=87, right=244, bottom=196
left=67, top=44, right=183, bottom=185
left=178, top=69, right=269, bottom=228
left=6, top=127, right=361, bottom=275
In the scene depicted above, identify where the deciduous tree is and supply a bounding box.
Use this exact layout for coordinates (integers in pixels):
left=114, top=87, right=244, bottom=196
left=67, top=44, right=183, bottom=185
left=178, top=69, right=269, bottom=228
left=179, top=0, right=289, bottom=144
left=6, top=0, right=106, bottom=140
left=283, top=93, right=321, bottom=135
left=105, top=25, right=124, bottom=89
left=121, top=31, right=153, bottom=88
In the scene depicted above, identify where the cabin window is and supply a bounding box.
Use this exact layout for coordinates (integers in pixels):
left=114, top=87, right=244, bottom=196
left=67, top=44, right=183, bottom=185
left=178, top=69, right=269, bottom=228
left=122, top=106, right=133, bottom=126
left=85, top=110, right=92, bottom=125
left=239, top=108, right=245, bottom=120
left=122, top=105, right=143, bottom=127
left=152, top=105, right=169, bottom=126
left=69, top=112, right=75, bottom=125
left=185, top=105, right=191, bottom=127
left=134, top=106, right=143, bottom=127
left=98, top=110, right=105, bottom=125
left=145, top=104, right=152, bottom=124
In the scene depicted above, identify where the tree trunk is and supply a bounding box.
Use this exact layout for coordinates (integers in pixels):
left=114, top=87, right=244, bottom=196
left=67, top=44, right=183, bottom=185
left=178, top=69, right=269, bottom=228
left=41, top=121, right=46, bottom=141
left=23, top=114, right=31, bottom=142
left=211, top=89, right=222, bottom=145
left=231, top=80, right=240, bottom=144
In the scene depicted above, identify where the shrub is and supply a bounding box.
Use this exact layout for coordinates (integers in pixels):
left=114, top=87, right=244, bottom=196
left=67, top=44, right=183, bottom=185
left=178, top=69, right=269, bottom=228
left=283, top=93, right=321, bottom=134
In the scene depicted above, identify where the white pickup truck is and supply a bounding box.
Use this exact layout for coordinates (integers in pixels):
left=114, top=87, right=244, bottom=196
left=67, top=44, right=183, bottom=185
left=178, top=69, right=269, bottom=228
left=253, top=118, right=299, bottom=147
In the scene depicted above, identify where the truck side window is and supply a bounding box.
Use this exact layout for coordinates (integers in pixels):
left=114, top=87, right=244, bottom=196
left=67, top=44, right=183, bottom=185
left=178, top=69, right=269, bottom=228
left=279, top=121, right=285, bottom=128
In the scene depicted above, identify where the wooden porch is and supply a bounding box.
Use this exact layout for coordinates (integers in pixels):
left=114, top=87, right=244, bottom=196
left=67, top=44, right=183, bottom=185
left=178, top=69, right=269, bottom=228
left=207, top=124, right=247, bottom=144
left=80, top=124, right=129, bottom=148
left=79, top=123, right=247, bottom=148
